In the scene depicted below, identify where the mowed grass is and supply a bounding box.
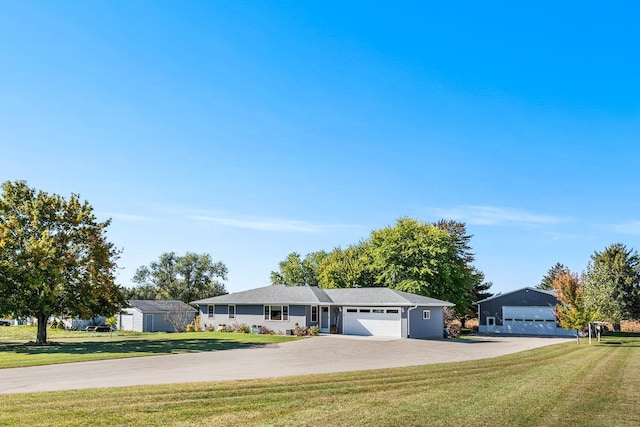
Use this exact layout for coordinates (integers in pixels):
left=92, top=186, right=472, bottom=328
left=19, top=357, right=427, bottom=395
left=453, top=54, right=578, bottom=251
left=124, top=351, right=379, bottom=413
left=0, top=326, right=297, bottom=368
left=1, top=335, right=638, bottom=426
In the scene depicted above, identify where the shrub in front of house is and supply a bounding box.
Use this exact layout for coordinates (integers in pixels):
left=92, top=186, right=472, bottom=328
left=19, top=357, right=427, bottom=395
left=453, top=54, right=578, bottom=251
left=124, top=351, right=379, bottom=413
left=222, top=323, right=251, bottom=333
left=258, top=325, right=274, bottom=335
left=293, top=323, right=320, bottom=336
left=57, top=320, right=66, bottom=329
left=185, top=323, right=196, bottom=332
left=50, top=319, right=58, bottom=329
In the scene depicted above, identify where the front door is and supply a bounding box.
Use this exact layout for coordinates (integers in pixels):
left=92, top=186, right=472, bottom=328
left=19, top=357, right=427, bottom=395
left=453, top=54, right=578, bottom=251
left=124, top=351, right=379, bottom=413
left=145, top=314, right=153, bottom=332
left=320, top=306, right=330, bottom=333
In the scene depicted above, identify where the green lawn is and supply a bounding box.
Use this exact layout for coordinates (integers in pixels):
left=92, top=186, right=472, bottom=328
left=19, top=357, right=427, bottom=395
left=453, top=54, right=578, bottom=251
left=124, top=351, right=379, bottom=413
left=0, top=326, right=297, bottom=368
left=0, top=334, right=638, bottom=426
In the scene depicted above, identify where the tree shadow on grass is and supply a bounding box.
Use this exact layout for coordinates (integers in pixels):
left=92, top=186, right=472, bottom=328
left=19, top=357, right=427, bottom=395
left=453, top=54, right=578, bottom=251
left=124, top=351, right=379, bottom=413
left=0, top=338, right=268, bottom=356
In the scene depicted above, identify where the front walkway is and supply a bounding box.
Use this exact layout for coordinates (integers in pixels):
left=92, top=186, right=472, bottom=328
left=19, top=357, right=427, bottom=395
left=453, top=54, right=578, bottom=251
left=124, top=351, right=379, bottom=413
left=0, top=335, right=571, bottom=394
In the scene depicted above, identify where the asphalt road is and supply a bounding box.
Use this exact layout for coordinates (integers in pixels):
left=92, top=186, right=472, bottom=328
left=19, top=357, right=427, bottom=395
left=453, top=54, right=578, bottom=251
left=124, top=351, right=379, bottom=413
left=0, top=335, right=571, bottom=394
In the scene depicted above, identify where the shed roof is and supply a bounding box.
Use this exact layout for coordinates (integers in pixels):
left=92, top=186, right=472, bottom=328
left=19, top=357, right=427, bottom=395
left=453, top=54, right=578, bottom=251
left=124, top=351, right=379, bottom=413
left=474, top=287, right=555, bottom=305
left=127, top=300, right=197, bottom=313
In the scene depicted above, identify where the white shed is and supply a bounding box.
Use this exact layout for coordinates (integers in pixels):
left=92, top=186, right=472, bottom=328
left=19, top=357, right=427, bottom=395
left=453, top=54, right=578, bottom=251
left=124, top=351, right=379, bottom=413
left=116, top=300, right=197, bottom=332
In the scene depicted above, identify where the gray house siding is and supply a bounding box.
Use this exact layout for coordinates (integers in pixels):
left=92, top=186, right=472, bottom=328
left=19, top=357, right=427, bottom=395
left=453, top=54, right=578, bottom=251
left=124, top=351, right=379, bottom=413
left=478, top=289, right=557, bottom=327
left=408, top=306, right=445, bottom=339
left=200, top=304, right=309, bottom=334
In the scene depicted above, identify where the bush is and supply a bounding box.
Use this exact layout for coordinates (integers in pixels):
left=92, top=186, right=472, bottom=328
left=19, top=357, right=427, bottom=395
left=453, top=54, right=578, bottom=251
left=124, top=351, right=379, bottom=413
left=293, top=323, right=320, bottom=336
left=50, top=319, right=58, bottom=329
left=222, top=323, right=251, bottom=333
left=258, top=325, right=274, bottom=335
left=464, top=318, right=479, bottom=330
left=57, top=320, right=66, bottom=329
left=185, top=323, right=196, bottom=332
left=446, top=319, right=462, bottom=338
left=621, top=320, right=640, bottom=333
left=205, top=324, right=216, bottom=332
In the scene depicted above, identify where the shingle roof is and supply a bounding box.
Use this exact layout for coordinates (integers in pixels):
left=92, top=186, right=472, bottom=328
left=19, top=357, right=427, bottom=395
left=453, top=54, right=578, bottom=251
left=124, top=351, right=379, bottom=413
left=323, top=288, right=455, bottom=306
left=191, top=285, right=332, bottom=305
left=127, top=300, right=197, bottom=313
left=191, top=285, right=454, bottom=307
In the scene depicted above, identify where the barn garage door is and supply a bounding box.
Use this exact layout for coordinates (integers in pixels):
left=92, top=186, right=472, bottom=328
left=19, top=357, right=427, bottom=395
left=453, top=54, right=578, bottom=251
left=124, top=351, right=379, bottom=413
left=503, top=306, right=557, bottom=335
left=343, top=307, right=401, bottom=337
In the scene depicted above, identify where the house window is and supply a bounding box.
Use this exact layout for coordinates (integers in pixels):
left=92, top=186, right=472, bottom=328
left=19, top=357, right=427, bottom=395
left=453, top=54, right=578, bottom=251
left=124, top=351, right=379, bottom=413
left=311, top=306, right=318, bottom=322
left=423, top=310, right=431, bottom=320
left=208, top=305, right=215, bottom=318
left=387, top=309, right=399, bottom=314
left=264, top=305, right=289, bottom=321
left=228, top=305, right=235, bottom=319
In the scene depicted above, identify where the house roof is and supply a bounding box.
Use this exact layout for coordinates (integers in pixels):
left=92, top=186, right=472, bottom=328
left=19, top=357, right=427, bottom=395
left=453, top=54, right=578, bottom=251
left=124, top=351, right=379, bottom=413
left=191, top=285, right=454, bottom=307
left=126, top=300, right=197, bottom=313
left=191, top=285, right=331, bottom=305
left=474, top=287, right=555, bottom=304
left=323, top=288, right=454, bottom=306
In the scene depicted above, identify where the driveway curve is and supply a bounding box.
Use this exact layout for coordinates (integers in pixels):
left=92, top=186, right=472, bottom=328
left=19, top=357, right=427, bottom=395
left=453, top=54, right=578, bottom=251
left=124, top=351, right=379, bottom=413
left=0, top=335, right=571, bottom=394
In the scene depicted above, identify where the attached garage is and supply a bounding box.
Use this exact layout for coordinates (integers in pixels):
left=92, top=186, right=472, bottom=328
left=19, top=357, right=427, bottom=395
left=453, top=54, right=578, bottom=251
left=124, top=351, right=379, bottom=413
left=343, top=307, right=401, bottom=337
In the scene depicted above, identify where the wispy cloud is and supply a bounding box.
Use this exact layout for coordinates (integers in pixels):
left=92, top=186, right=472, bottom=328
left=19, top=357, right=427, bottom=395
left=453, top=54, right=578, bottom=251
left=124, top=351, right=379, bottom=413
left=609, top=221, right=640, bottom=235
left=101, top=212, right=150, bottom=222
left=428, top=205, right=568, bottom=227
left=191, top=215, right=355, bottom=233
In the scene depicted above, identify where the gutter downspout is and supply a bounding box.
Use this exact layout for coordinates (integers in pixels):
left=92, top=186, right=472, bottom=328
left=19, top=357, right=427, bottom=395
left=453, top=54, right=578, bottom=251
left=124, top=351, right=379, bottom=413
left=407, top=305, right=418, bottom=338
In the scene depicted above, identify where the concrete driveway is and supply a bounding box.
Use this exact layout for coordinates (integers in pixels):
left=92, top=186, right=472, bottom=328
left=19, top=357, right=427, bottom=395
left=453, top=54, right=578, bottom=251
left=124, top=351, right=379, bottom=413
left=0, top=335, right=571, bottom=394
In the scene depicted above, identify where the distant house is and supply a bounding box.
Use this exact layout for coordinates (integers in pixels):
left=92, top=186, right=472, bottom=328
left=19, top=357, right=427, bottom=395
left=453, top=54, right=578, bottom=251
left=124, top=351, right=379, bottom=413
left=476, top=287, right=574, bottom=336
left=116, top=300, right=197, bottom=332
left=191, top=285, right=454, bottom=339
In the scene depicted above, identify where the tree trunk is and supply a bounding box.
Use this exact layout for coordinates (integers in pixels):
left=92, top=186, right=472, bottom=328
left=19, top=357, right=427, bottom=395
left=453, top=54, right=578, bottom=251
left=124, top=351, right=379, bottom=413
left=576, top=329, right=580, bottom=345
left=35, top=314, right=49, bottom=345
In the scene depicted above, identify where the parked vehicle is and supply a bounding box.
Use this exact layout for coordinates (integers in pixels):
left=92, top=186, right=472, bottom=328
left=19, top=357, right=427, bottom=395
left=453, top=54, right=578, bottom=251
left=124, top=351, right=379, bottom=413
left=0, top=320, right=11, bottom=326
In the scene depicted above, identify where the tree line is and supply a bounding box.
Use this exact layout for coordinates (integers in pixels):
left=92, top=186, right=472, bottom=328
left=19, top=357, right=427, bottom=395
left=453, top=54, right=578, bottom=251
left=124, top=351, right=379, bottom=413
left=538, top=243, right=640, bottom=337
left=270, top=217, right=492, bottom=318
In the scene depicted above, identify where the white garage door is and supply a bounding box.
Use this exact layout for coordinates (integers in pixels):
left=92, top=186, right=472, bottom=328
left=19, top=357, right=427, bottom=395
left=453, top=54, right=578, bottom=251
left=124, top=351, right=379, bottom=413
left=343, top=307, right=401, bottom=337
left=503, top=306, right=557, bottom=335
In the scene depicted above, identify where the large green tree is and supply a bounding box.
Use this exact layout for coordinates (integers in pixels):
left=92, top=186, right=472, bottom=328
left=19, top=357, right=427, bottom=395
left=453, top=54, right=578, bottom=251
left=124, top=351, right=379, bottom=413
left=434, top=219, right=492, bottom=316
left=583, top=262, right=624, bottom=326
left=538, top=262, right=570, bottom=291
left=270, top=251, right=327, bottom=286
left=317, top=244, right=375, bottom=289
left=132, top=252, right=228, bottom=303
left=591, top=243, right=640, bottom=322
left=368, top=217, right=479, bottom=313
left=0, top=181, right=124, bottom=345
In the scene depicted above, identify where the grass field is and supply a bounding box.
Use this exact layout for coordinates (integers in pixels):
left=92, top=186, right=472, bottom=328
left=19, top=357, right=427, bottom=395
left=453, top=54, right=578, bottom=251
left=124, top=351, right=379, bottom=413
left=0, top=333, right=638, bottom=426
left=0, top=326, right=297, bottom=368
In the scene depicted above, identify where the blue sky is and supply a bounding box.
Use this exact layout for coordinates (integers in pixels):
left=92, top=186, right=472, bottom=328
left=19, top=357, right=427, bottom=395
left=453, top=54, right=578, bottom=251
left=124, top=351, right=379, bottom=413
left=2, top=1, right=639, bottom=295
